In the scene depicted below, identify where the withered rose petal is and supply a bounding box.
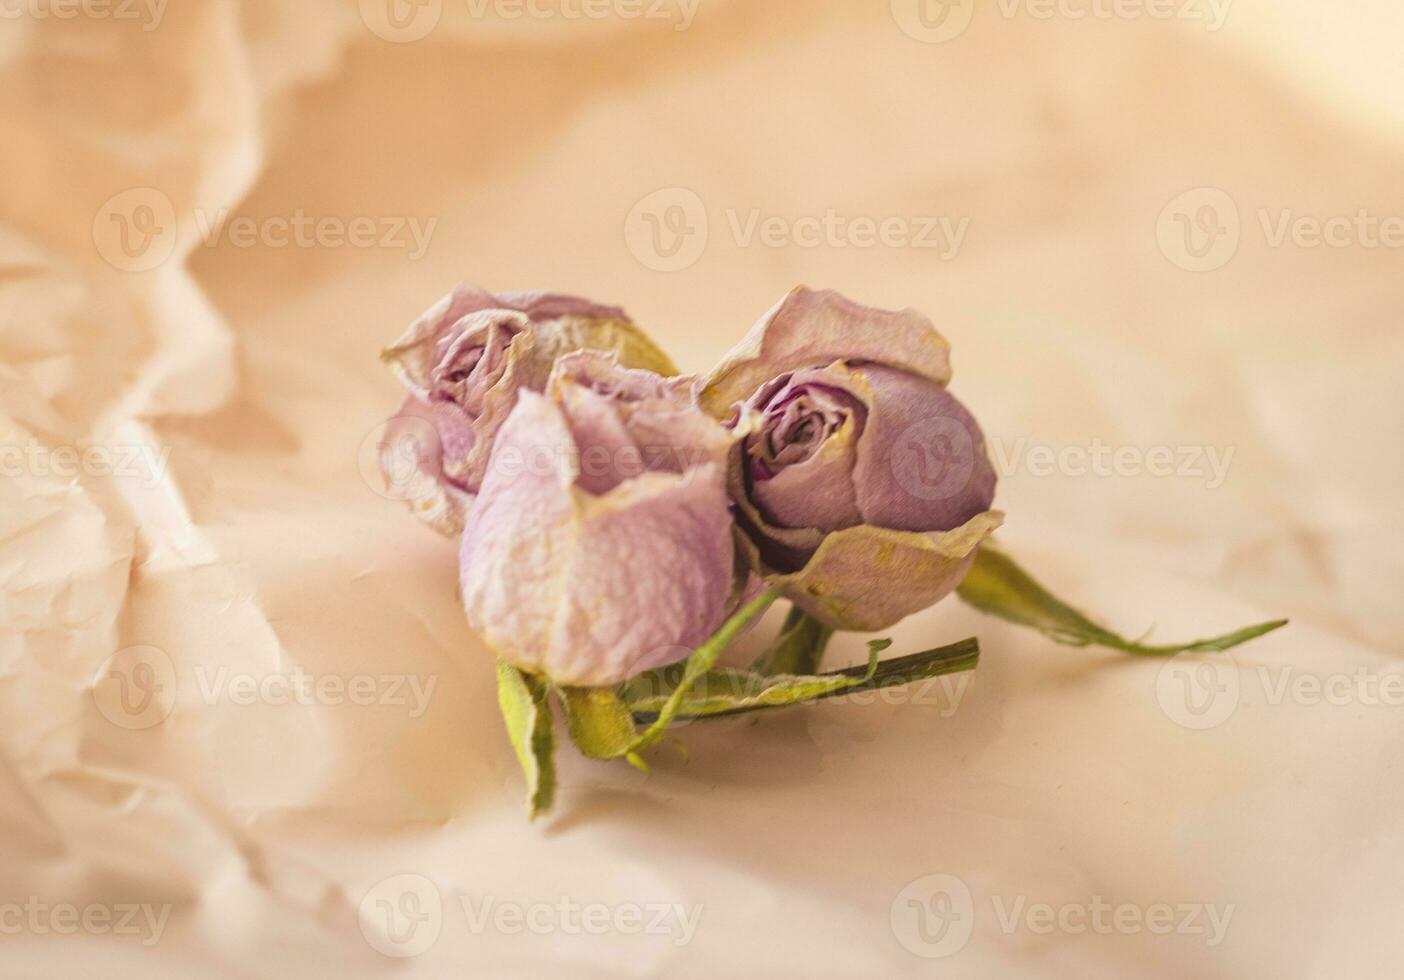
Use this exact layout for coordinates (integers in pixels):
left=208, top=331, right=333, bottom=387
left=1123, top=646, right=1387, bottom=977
left=748, top=413, right=863, bottom=532
left=379, top=284, right=678, bottom=534
left=551, top=351, right=732, bottom=487
left=701, top=286, right=953, bottom=417
left=382, top=285, right=637, bottom=394
left=554, top=383, right=640, bottom=495
left=704, top=287, right=1001, bottom=629
left=848, top=363, right=997, bottom=533
left=741, top=362, right=869, bottom=533
left=378, top=395, right=473, bottom=536
left=460, top=377, right=737, bottom=687
left=742, top=510, right=1005, bottom=632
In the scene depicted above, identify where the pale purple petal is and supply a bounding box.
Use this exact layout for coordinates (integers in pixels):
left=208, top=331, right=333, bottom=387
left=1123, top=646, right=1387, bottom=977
left=460, top=393, right=579, bottom=670
left=381, top=283, right=504, bottom=396
left=379, top=395, right=473, bottom=535
left=431, top=312, right=522, bottom=416
left=849, top=364, right=996, bottom=532
left=381, top=284, right=678, bottom=535
left=460, top=369, right=739, bottom=687
left=551, top=351, right=732, bottom=493
left=742, top=365, right=867, bottom=532
left=542, top=468, right=734, bottom=686
left=701, top=286, right=1001, bottom=630
left=749, top=416, right=864, bottom=532
left=702, top=286, right=953, bottom=416
left=555, top=383, right=642, bottom=495
left=497, top=291, right=629, bottom=323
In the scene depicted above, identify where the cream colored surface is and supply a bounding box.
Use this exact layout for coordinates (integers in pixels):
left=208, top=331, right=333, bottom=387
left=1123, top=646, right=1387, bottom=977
left=2, top=1, right=1401, bottom=976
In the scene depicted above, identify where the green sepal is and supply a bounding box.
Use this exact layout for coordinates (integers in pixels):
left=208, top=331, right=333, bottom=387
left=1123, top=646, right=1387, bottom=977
left=957, top=544, right=1287, bottom=655
left=495, top=660, right=557, bottom=819
left=558, top=685, right=641, bottom=767
left=751, top=605, right=834, bottom=675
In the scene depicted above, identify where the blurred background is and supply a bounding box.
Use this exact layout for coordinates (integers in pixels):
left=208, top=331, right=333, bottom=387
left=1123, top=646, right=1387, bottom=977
left=1, top=1, right=1401, bottom=977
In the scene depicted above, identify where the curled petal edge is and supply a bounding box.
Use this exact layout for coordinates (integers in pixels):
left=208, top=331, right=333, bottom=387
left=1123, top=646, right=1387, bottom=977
left=737, top=509, right=1005, bottom=632
left=379, top=396, right=474, bottom=536
left=701, top=286, right=953, bottom=417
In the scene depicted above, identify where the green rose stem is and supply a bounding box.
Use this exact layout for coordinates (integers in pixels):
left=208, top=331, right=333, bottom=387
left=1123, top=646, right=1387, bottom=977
left=537, top=590, right=990, bottom=816
left=627, top=637, right=980, bottom=724
left=623, top=588, right=783, bottom=763
left=553, top=590, right=781, bottom=775
left=957, top=544, right=1288, bottom=654
left=751, top=605, right=834, bottom=676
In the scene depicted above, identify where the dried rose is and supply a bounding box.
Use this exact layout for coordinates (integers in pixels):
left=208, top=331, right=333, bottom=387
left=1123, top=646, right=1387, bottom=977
left=459, top=352, right=738, bottom=687
left=704, top=287, right=1003, bottom=631
left=379, top=285, right=676, bottom=534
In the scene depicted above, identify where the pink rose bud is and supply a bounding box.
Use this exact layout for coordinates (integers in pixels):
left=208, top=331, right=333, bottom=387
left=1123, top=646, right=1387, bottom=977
left=379, top=285, right=676, bottom=535
left=704, top=287, right=1003, bottom=631
left=459, top=353, right=738, bottom=687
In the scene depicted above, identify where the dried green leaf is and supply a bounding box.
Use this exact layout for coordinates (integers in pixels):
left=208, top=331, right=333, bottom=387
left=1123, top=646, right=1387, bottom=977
left=957, top=544, right=1287, bottom=655
left=628, top=636, right=980, bottom=723
left=495, top=660, right=556, bottom=818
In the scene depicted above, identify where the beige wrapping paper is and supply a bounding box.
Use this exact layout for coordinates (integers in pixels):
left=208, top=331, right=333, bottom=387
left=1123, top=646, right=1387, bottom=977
left=1, top=1, right=1401, bottom=976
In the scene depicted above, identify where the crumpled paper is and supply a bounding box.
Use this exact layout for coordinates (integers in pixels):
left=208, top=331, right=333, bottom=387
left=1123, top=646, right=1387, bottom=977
left=2, top=1, right=1401, bottom=976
